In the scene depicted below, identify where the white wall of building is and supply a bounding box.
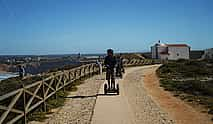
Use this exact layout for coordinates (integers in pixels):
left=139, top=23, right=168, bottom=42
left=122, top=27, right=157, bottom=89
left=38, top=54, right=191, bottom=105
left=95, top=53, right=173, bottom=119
left=160, top=54, right=168, bottom=60
left=168, top=47, right=190, bottom=60
left=151, top=43, right=190, bottom=60
left=151, top=44, right=168, bottom=59
left=151, top=46, right=157, bottom=59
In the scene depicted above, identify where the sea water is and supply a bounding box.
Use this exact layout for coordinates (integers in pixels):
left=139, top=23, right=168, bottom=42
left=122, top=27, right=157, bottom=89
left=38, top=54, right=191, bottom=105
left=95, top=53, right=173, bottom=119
left=0, top=73, right=18, bottom=81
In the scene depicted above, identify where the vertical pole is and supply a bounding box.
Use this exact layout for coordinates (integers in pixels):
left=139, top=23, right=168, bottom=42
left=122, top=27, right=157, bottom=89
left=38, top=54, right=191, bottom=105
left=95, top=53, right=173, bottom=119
left=42, top=79, right=47, bottom=112
left=22, top=85, right=27, bottom=124
left=54, top=76, right=57, bottom=99
left=93, top=64, right=95, bottom=75
left=84, top=66, right=86, bottom=77
left=63, top=73, right=66, bottom=92
left=79, top=68, right=81, bottom=80
left=69, top=72, right=71, bottom=81
left=88, top=65, right=91, bottom=76
left=74, top=70, right=77, bottom=81
left=91, top=65, right=93, bottom=76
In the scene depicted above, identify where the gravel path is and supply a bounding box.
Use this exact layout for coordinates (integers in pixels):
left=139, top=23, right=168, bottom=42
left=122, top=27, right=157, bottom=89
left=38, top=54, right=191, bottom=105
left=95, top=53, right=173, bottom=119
left=29, top=75, right=104, bottom=124
left=122, top=66, right=174, bottom=124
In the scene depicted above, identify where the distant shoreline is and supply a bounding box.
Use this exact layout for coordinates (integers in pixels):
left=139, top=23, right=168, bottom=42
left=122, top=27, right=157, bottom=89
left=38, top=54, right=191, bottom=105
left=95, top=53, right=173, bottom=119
left=0, top=72, right=18, bottom=81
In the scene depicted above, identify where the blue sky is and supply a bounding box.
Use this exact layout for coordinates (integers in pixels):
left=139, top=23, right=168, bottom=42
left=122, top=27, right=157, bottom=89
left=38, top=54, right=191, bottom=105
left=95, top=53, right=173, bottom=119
left=0, top=0, right=212, bottom=55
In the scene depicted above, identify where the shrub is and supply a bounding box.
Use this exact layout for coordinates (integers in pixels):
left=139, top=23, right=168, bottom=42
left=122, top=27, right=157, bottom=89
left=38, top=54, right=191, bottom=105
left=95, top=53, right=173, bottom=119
left=157, top=60, right=213, bottom=117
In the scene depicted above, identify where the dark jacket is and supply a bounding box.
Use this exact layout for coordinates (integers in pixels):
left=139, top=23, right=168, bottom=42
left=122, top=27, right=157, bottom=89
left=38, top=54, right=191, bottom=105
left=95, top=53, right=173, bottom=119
left=104, top=55, right=116, bottom=70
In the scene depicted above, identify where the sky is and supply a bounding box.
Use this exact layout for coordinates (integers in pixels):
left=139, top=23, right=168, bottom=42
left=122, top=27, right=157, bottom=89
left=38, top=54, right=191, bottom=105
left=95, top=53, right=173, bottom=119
left=0, top=0, right=213, bottom=55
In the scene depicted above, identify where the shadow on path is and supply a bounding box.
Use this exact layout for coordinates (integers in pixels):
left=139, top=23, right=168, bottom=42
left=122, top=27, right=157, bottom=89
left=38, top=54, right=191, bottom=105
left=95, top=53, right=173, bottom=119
left=64, top=93, right=117, bottom=99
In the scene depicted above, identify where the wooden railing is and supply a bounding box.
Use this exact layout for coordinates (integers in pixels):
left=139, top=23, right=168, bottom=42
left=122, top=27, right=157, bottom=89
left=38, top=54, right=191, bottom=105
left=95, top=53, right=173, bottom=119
left=0, top=59, right=155, bottom=124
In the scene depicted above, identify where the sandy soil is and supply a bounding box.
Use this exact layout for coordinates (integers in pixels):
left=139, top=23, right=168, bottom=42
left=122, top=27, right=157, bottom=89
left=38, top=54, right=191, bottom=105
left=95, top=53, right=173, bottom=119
left=142, top=65, right=213, bottom=124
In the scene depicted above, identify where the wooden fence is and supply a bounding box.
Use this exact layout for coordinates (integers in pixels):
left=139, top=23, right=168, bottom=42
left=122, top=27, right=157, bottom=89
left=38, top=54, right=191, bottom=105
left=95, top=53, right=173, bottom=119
left=0, top=59, right=155, bottom=124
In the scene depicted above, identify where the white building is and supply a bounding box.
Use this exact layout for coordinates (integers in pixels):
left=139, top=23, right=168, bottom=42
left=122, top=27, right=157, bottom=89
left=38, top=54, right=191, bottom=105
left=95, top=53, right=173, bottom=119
left=151, top=42, right=190, bottom=60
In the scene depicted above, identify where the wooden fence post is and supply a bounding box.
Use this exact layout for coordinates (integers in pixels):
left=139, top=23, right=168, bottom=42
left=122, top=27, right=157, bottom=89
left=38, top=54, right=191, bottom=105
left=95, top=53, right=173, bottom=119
left=61, top=71, right=65, bottom=92
left=93, top=64, right=95, bottom=75
left=79, top=68, right=82, bottom=80
left=84, top=66, right=86, bottom=77
left=22, top=85, right=27, bottom=124
left=54, top=76, right=57, bottom=100
left=74, top=70, right=77, bottom=79
left=42, top=79, right=47, bottom=112
left=69, top=72, right=71, bottom=81
left=89, top=65, right=91, bottom=76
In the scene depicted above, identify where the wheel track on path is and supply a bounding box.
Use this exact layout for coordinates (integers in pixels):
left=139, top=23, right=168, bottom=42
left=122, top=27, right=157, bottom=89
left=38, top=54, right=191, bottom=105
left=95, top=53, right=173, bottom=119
left=122, top=66, right=174, bottom=124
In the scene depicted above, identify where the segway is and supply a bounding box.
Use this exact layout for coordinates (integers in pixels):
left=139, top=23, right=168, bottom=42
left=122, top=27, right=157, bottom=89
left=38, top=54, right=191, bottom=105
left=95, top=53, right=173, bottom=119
left=104, top=68, right=119, bottom=95
left=104, top=81, right=119, bottom=95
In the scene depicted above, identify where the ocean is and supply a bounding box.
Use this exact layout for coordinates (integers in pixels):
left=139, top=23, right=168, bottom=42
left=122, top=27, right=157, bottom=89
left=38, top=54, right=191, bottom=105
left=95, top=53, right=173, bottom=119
left=0, top=73, right=18, bottom=81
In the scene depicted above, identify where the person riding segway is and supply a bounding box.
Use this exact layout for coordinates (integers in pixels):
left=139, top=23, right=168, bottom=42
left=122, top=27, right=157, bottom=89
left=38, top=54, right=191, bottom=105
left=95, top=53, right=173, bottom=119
left=116, top=54, right=124, bottom=78
left=104, top=49, right=119, bottom=94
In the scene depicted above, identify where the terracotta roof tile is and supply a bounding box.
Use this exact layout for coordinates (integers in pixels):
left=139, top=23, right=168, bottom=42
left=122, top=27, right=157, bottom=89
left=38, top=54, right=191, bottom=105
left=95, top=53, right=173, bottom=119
left=166, top=44, right=189, bottom=47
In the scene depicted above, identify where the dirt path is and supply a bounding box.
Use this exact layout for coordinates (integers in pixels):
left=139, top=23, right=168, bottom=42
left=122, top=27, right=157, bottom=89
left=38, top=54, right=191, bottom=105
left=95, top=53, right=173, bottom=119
left=142, top=65, right=213, bottom=124
left=92, top=65, right=212, bottom=124
left=91, top=81, right=135, bottom=124
left=30, top=65, right=212, bottom=124
left=91, top=66, right=174, bottom=124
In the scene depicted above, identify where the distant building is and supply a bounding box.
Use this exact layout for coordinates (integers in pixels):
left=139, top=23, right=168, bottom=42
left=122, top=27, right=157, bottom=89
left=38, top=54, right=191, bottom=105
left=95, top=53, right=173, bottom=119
left=151, top=41, right=190, bottom=60
left=202, top=48, right=213, bottom=59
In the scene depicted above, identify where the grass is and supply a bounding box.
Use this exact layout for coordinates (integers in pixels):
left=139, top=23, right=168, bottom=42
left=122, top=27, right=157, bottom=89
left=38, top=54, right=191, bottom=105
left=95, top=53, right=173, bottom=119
left=0, top=75, right=47, bottom=96
left=157, top=59, right=213, bottom=120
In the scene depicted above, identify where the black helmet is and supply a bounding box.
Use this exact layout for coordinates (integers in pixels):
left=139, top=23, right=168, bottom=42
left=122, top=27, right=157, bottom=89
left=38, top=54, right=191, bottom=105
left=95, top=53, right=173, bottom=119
left=107, top=49, right=113, bottom=54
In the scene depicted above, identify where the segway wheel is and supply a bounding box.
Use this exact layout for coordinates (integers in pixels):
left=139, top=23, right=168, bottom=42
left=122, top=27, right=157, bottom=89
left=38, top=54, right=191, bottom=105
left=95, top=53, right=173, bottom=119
left=116, top=83, right=119, bottom=95
left=104, top=84, right=107, bottom=94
